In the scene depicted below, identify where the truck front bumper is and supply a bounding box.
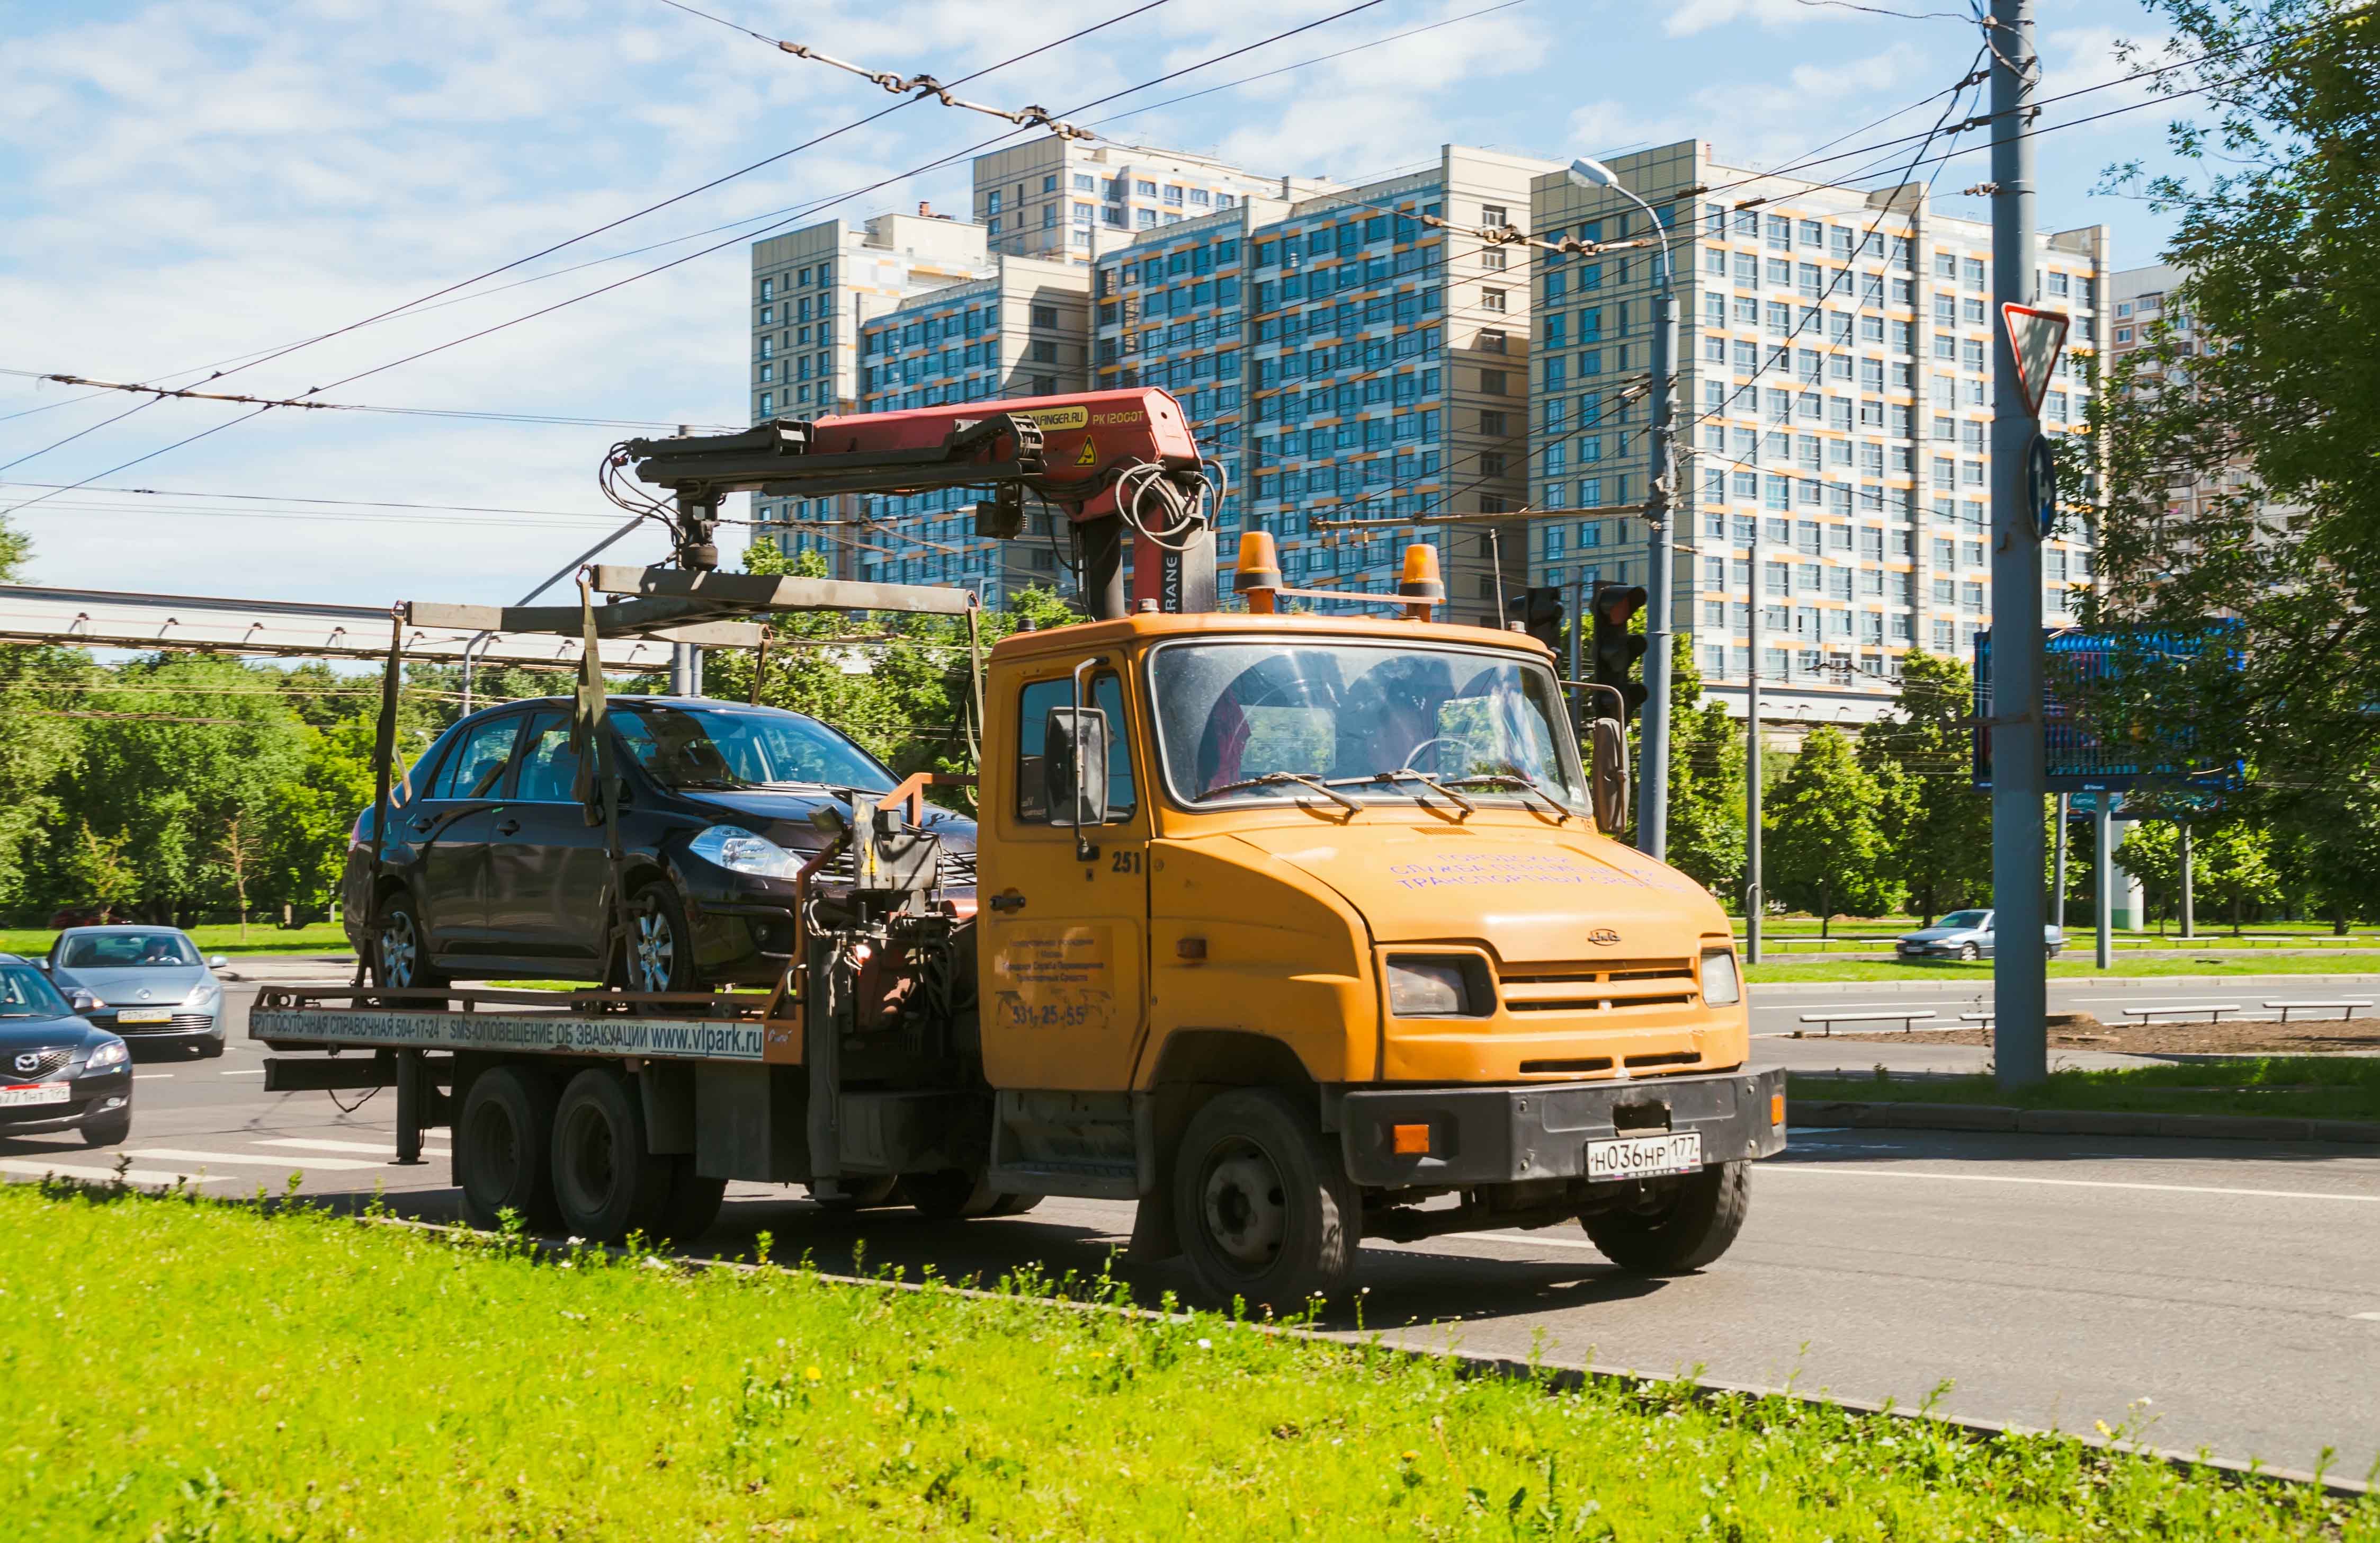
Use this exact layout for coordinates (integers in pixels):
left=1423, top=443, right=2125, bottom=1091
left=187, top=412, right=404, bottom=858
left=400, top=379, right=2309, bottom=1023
left=1337, top=1066, right=1787, bottom=1188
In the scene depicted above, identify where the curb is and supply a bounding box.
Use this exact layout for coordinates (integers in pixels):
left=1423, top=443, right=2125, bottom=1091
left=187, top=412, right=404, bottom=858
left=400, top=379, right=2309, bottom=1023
left=1751, top=973, right=2380, bottom=996
left=1794, top=1098, right=2380, bottom=1145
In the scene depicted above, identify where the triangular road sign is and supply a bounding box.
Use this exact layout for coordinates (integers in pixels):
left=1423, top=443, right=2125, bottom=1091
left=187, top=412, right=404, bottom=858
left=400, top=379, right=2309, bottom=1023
left=2002, top=302, right=2071, bottom=418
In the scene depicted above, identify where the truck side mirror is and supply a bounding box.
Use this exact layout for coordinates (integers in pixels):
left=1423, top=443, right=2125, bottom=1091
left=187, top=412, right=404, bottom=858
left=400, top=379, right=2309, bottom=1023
left=1043, top=707, right=1111, bottom=828
left=1588, top=715, right=1630, bottom=836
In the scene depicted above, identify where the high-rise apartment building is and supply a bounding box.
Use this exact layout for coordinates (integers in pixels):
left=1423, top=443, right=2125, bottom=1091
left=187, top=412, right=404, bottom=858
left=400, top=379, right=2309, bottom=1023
left=846, top=255, right=1093, bottom=599
left=1528, top=140, right=2109, bottom=722
left=748, top=208, right=994, bottom=568
left=1093, top=145, right=1554, bottom=626
left=972, top=139, right=1335, bottom=264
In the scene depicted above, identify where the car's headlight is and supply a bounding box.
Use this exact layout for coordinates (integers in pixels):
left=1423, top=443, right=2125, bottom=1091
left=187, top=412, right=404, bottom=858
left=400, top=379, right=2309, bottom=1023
left=184, top=980, right=221, bottom=1007
left=687, top=824, right=803, bottom=880
left=1700, top=948, right=1742, bottom=1006
left=82, top=1039, right=128, bottom=1073
left=1385, top=956, right=1491, bottom=1018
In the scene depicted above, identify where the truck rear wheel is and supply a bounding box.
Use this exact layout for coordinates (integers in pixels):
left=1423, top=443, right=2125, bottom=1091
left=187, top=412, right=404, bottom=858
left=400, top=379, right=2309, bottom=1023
left=1174, top=1089, right=1358, bottom=1312
left=457, top=1066, right=559, bottom=1232
left=550, top=1068, right=673, bottom=1244
left=1579, top=1159, right=1750, bottom=1276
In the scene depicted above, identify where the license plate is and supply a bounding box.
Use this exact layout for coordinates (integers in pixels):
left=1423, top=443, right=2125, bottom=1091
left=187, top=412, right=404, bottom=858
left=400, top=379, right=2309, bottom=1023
left=1586, top=1130, right=1702, bottom=1181
left=116, top=1010, right=173, bottom=1025
left=0, top=1083, right=71, bottom=1108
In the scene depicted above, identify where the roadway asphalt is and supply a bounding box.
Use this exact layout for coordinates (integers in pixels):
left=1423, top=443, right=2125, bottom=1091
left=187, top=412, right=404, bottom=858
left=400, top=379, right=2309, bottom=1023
left=4, top=975, right=2375, bottom=1478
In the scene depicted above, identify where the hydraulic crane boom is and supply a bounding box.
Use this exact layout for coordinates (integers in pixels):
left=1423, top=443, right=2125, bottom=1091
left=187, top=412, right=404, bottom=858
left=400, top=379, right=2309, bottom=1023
left=616, top=387, right=1216, bottom=619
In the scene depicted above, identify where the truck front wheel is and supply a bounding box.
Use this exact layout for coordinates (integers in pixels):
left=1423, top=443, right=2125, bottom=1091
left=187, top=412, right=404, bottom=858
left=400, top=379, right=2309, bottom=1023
left=1579, top=1159, right=1750, bottom=1276
left=1174, top=1089, right=1358, bottom=1312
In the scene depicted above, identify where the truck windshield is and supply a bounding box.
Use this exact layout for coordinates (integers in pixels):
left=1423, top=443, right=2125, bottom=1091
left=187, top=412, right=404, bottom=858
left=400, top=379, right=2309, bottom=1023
left=609, top=704, right=894, bottom=792
left=1149, top=640, right=1585, bottom=810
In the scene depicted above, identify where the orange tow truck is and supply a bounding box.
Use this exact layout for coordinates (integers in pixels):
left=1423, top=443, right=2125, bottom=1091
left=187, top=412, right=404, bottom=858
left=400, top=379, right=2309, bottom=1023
left=252, top=390, right=1781, bottom=1307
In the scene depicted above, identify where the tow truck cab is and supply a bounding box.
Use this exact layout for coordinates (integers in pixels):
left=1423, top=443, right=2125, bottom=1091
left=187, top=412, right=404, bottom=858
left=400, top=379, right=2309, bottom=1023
left=973, top=609, right=1783, bottom=1303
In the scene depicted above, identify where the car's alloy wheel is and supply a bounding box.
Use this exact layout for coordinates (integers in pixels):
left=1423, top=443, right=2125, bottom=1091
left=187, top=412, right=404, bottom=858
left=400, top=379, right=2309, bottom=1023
left=1958, top=942, right=1980, bottom=961
left=380, top=909, right=420, bottom=985
left=624, top=884, right=697, bottom=993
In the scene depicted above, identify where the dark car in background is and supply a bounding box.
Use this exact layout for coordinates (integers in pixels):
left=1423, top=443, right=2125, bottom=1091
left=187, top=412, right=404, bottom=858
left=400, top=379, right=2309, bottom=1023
left=42, top=926, right=230, bottom=1058
left=0, top=953, right=132, bottom=1147
left=342, top=695, right=977, bottom=992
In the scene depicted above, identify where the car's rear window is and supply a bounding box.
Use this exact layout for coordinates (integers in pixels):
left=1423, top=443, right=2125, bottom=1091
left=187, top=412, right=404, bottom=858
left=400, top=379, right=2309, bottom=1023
left=59, top=932, right=199, bottom=968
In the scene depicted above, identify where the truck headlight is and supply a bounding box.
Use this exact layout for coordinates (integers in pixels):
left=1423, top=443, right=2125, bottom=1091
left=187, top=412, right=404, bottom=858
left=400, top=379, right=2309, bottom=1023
left=1385, top=956, right=1491, bottom=1018
left=1700, top=948, right=1741, bottom=1006
left=83, top=1039, right=129, bottom=1073
left=687, top=824, right=803, bottom=880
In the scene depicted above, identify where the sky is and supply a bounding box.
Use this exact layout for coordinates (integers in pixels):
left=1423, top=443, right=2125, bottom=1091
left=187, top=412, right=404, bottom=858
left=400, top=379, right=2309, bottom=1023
left=0, top=0, right=2199, bottom=611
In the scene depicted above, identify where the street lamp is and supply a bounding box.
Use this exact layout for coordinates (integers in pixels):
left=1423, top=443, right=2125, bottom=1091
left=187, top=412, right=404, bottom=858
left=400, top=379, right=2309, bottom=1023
left=1566, top=157, right=1678, bottom=860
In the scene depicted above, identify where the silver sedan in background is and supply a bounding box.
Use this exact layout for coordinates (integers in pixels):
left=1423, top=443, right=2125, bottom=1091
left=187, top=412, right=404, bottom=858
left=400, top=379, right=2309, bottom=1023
left=41, top=926, right=229, bottom=1058
left=1896, top=908, right=2066, bottom=961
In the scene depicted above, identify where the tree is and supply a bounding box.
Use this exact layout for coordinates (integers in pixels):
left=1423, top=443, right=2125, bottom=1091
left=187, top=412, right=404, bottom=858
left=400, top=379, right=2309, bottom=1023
left=0, top=518, right=85, bottom=918
left=2089, top=0, right=2380, bottom=791
left=1764, top=725, right=1900, bottom=935
left=1660, top=636, right=1745, bottom=903
left=2268, top=770, right=2380, bottom=932
left=1856, top=650, right=1992, bottom=924
left=2111, top=814, right=2278, bottom=932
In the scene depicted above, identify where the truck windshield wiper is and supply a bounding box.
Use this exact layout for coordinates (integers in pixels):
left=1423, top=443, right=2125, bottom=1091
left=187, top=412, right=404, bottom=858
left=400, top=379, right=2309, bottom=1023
left=1329, top=768, right=1477, bottom=814
left=1443, top=772, right=1573, bottom=823
left=1197, top=770, right=1362, bottom=813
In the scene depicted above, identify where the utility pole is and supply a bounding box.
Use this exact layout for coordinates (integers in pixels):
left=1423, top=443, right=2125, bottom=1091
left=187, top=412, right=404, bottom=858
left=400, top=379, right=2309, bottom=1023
left=1744, top=518, right=1764, bottom=965
left=2052, top=792, right=2069, bottom=934
left=669, top=642, right=703, bottom=698
left=1989, top=0, right=2050, bottom=1089
left=2094, top=797, right=2114, bottom=970
left=1637, top=239, right=1679, bottom=861
left=1565, top=157, right=1675, bottom=860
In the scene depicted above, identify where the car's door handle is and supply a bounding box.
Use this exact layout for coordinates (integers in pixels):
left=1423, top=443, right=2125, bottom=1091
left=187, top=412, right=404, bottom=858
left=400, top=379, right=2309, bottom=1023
left=989, top=893, right=1027, bottom=913
left=494, top=818, right=521, bottom=836
left=410, top=817, right=434, bottom=832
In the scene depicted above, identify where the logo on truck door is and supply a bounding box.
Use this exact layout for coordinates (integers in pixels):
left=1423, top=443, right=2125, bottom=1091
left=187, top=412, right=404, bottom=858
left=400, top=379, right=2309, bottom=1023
left=1586, top=928, right=1621, bottom=946
left=991, top=926, right=1115, bottom=1033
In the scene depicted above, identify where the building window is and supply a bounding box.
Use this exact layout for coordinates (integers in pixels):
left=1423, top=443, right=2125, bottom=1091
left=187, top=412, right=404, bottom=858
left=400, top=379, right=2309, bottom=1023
left=1481, top=203, right=1508, bottom=227
left=987, top=191, right=1003, bottom=215
left=1479, top=370, right=1508, bottom=396
left=1135, top=180, right=1156, bottom=197
left=1480, top=288, right=1507, bottom=314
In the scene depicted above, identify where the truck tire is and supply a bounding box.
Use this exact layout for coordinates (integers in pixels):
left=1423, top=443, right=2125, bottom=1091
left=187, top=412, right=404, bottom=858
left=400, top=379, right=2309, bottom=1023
left=457, top=1065, right=561, bottom=1232
left=1174, top=1088, right=1358, bottom=1312
left=659, top=1158, right=726, bottom=1243
left=1580, top=1159, right=1751, bottom=1276
left=898, top=1171, right=1045, bottom=1221
left=374, top=895, right=448, bottom=991
left=901, top=1169, right=1001, bottom=1220
left=808, top=1176, right=900, bottom=1212
left=550, top=1068, right=674, bottom=1244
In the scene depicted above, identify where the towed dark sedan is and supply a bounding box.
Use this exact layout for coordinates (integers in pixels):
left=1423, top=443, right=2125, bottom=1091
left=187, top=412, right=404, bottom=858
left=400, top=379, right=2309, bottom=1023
left=342, top=695, right=976, bottom=992
left=43, top=926, right=230, bottom=1058
left=0, top=953, right=133, bottom=1147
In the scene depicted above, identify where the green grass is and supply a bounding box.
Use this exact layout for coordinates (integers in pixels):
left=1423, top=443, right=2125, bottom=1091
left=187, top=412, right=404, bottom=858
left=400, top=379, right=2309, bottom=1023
left=0, top=1187, right=2369, bottom=1538
left=0, top=921, right=352, bottom=959
left=1748, top=952, right=2380, bottom=984
left=1791, top=1056, right=2380, bottom=1122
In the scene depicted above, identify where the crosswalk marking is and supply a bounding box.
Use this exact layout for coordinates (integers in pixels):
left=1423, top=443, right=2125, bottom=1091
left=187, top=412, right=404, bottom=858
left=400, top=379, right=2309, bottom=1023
left=257, top=1138, right=448, bottom=1158
left=0, top=1159, right=231, bottom=1187
left=122, top=1146, right=383, bottom=1172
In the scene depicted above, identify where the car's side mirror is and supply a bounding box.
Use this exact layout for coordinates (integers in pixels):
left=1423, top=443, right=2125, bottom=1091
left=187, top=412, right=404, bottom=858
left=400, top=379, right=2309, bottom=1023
left=35, top=958, right=49, bottom=971
left=1043, top=707, right=1111, bottom=829
left=67, top=989, right=96, bottom=1014
left=1588, top=715, right=1630, bottom=836
left=209, top=955, right=229, bottom=969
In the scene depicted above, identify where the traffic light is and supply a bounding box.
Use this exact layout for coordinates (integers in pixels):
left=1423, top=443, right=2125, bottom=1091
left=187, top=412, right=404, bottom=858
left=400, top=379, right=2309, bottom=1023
left=1590, top=581, right=1649, bottom=719
left=1520, top=585, right=1564, bottom=654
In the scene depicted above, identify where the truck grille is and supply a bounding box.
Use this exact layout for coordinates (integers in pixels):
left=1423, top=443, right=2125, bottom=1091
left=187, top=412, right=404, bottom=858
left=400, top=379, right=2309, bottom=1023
left=1496, top=959, right=1699, bottom=1013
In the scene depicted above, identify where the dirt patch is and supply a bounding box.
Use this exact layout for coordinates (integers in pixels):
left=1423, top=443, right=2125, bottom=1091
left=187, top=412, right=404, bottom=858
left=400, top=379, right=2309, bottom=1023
left=1832, top=1013, right=2380, bottom=1056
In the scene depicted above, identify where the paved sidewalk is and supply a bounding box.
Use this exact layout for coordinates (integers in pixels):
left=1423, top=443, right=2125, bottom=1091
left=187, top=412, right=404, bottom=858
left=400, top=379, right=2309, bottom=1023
left=214, top=955, right=361, bottom=986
